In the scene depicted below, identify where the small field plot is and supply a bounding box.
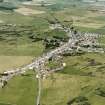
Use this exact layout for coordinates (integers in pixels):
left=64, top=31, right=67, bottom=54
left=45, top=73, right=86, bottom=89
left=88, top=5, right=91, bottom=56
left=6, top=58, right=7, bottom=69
left=14, top=7, right=45, bottom=16
left=0, top=42, right=44, bottom=56
left=0, top=56, right=33, bottom=72
left=0, top=11, right=34, bottom=24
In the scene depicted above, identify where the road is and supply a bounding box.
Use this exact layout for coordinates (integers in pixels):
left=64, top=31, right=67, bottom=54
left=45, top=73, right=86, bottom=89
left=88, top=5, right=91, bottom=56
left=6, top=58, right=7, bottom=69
left=0, top=22, right=104, bottom=105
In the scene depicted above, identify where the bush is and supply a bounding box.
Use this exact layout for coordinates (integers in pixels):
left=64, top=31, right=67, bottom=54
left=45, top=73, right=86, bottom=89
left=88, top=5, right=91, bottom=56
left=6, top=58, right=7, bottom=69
left=0, top=2, right=18, bottom=10
left=67, top=96, right=91, bottom=105
left=95, top=88, right=105, bottom=97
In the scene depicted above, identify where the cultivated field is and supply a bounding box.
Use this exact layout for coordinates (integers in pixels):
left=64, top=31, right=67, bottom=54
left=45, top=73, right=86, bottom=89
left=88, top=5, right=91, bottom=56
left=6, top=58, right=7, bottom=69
left=14, top=7, right=45, bottom=16
left=0, top=56, right=33, bottom=72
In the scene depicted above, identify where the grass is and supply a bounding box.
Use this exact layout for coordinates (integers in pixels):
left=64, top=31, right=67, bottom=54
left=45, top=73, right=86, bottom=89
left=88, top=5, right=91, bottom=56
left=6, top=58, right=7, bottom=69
left=0, top=42, right=44, bottom=56
left=1, top=53, right=105, bottom=105
left=42, top=73, right=105, bottom=105
left=90, top=16, right=105, bottom=22
left=0, top=56, right=33, bottom=72
left=0, top=11, right=49, bottom=30
left=1, top=63, right=105, bottom=105
left=0, top=12, right=33, bottom=24
left=0, top=103, right=12, bottom=105
left=0, top=71, right=37, bottom=105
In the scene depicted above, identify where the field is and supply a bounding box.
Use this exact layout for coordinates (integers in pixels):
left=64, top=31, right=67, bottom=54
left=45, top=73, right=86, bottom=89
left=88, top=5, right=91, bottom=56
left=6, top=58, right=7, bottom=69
left=14, top=7, right=45, bottom=16
left=0, top=56, right=33, bottom=72
left=1, top=53, right=105, bottom=105
left=0, top=0, right=105, bottom=105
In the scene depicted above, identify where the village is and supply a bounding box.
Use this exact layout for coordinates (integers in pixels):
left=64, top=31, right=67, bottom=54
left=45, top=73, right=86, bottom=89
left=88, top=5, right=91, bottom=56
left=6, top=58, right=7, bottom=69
left=0, top=0, right=105, bottom=105
left=0, top=18, right=105, bottom=105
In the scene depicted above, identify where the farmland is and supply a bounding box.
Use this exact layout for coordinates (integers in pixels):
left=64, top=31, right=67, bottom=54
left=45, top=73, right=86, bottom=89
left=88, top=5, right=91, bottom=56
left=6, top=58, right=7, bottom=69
left=0, top=0, right=105, bottom=105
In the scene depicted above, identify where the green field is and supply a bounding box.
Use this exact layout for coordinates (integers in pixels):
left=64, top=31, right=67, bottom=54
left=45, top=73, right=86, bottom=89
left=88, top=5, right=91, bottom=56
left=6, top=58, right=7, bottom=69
left=0, top=56, right=33, bottom=72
